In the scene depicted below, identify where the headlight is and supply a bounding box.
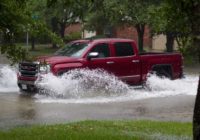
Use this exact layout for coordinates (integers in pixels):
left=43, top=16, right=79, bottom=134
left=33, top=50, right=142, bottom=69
left=39, top=64, right=51, bottom=73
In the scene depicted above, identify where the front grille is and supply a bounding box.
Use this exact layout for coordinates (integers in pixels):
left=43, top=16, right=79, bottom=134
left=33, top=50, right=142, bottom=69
left=19, top=62, right=39, bottom=77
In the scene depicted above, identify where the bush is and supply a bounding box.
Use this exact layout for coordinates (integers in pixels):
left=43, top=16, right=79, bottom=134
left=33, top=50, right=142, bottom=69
left=85, top=35, right=107, bottom=40
left=64, top=32, right=82, bottom=43
left=177, top=37, right=199, bottom=65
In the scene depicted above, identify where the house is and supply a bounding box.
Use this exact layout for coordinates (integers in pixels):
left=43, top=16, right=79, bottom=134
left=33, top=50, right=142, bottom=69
left=65, top=23, right=178, bottom=51
left=64, top=22, right=82, bottom=35
left=152, top=34, right=179, bottom=51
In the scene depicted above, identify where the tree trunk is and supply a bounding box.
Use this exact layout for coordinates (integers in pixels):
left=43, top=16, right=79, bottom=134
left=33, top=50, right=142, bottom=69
left=51, top=17, right=59, bottom=48
left=192, top=37, right=200, bottom=63
left=191, top=2, right=200, bottom=63
left=52, top=43, right=57, bottom=48
left=60, top=22, right=66, bottom=39
left=96, top=27, right=104, bottom=36
left=135, top=24, right=145, bottom=52
left=2, top=32, right=12, bottom=44
left=51, top=17, right=58, bottom=33
left=193, top=76, right=200, bottom=140
left=190, top=4, right=200, bottom=140
left=166, top=32, right=174, bottom=52
left=31, top=36, right=35, bottom=50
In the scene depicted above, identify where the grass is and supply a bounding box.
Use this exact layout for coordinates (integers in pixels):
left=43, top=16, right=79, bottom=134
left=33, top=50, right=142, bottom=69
left=18, top=43, right=59, bottom=58
left=0, top=120, right=192, bottom=140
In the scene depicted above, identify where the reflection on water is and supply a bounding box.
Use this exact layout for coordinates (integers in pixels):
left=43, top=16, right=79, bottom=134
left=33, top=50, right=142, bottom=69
left=0, top=92, right=37, bottom=129
left=17, top=94, right=36, bottom=120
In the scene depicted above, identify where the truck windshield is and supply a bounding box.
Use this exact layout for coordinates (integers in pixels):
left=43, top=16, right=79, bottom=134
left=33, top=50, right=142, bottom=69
left=54, top=42, right=89, bottom=57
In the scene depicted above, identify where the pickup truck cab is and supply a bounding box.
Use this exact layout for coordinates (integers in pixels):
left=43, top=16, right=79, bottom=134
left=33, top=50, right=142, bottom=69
left=17, top=38, right=183, bottom=91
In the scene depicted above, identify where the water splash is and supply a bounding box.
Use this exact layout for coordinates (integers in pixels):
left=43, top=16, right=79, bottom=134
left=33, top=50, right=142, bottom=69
left=0, top=65, right=198, bottom=104
left=0, top=65, right=18, bottom=92
left=35, top=69, right=198, bottom=104
left=36, top=69, right=129, bottom=98
left=130, top=74, right=198, bottom=100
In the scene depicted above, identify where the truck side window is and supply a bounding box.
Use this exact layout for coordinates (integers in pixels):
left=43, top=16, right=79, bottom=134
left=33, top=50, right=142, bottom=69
left=90, top=43, right=110, bottom=58
left=114, top=42, right=134, bottom=57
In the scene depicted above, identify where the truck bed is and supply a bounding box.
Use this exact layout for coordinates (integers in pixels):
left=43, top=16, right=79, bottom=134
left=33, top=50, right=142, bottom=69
left=139, top=52, right=183, bottom=79
left=139, top=52, right=179, bottom=56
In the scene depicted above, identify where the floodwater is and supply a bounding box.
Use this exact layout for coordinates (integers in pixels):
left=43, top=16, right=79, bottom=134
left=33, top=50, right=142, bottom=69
left=0, top=64, right=199, bottom=129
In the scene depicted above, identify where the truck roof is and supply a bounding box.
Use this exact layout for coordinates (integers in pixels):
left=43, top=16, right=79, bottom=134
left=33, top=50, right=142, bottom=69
left=87, top=38, right=135, bottom=43
left=69, top=38, right=135, bottom=45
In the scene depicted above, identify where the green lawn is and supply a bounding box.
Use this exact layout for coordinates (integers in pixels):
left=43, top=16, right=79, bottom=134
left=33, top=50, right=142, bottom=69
left=18, top=43, right=59, bottom=58
left=0, top=120, right=192, bottom=140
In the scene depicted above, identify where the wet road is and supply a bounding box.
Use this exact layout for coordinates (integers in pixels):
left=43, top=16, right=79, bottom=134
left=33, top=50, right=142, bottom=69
left=0, top=92, right=195, bottom=129
left=0, top=62, right=199, bottom=129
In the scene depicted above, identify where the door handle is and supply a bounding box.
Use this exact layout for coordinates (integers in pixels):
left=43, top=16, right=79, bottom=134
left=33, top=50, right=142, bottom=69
left=132, top=60, right=140, bottom=63
left=106, top=61, right=114, bottom=64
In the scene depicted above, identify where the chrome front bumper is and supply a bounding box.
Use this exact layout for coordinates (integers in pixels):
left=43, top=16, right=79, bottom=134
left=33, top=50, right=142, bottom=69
left=17, top=80, right=37, bottom=92
left=18, top=80, right=35, bottom=85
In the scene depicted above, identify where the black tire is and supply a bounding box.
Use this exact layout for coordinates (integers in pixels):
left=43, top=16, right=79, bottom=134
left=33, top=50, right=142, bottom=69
left=18, top=84, right=38, bottom=94
left=157, top=69, right=172, bottom=79
left=152, top=65, right=172, bottom=79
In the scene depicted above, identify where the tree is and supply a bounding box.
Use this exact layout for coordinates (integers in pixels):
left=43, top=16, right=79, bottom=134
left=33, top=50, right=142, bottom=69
left=166, top=0, right=200, bottom=62
left=26, top=0, right=47, bottom=50
left=0, top=0, right=64, bottom=62
left=149, top=1, right=191, bottom=52
left=0, top=0, right=29, bottom=63
left=193, top=76, right=200, bottom=140
left=104, top=0, right=157, bottom=52
left=43, top=0, right=90, bottom=48
left=21, top=0, right=64, bottom=51
left=150, top=0, right=200, bottom=58
left=46, top=0, right=89, bottom=39
left=84, top=0, right=113, bottom=37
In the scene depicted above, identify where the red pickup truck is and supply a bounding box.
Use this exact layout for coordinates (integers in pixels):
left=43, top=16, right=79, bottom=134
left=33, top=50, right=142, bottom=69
left=17, top=38, right=183, bottom=91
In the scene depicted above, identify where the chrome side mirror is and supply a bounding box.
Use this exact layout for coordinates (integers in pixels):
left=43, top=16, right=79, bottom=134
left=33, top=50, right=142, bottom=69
left=87, top=52, right=99, bottom=60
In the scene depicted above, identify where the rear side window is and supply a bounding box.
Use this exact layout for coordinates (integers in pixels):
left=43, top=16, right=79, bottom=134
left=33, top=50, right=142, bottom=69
left=114, top=42, right=134, bottom=57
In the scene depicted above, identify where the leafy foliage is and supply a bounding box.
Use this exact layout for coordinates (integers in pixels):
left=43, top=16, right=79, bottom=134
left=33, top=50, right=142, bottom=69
left=0, top=0, right=64, bottom=63
left=26, top=0, right=64, bottom=49
left=64, top=32, right=82, bottom=43
left=0, top=0, right=29, bottom=63
left=1, top=0, right=200, bottom=63
left=104, top=0, right=157, bottom=52
left=163, top=0, right=200, bottom=62
left=83, top=0, right=112, bottom=36
left=45, top=0, right=90, bottom=39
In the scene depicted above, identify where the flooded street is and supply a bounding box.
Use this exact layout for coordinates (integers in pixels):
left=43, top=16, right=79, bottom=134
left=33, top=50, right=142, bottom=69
left=0, top=64, right=199, bottom=129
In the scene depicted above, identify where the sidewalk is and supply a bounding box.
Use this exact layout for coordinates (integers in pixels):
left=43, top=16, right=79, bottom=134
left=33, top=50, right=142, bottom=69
left=0, top=54, right=9, bottom=64
left=184, top=64, right=200, bottom=75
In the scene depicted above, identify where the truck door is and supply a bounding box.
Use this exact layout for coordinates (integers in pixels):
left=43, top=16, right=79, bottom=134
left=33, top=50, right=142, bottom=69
left=109, top=42, right=141, bottom=84
left=87, top=43, right=111, bottom=72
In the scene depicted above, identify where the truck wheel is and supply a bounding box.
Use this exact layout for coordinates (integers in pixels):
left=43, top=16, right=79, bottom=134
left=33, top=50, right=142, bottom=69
left=152, top=65, right=172, bottom=79
left=18, top=84, right=37, bottom=94
left=19, top=88, right=37, bottom=95
left=157, top=69, right=172, bottom=79
left=142, top=81, right=152, bottom=91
